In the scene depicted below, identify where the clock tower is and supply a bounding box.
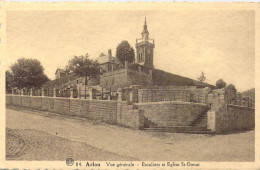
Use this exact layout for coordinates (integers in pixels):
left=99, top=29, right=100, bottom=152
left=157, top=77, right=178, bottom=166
left=135, top=17, right=155, bottom=69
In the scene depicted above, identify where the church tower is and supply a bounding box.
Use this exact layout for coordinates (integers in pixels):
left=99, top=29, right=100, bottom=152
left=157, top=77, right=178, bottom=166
left=135, top=17, right=155, bottom=69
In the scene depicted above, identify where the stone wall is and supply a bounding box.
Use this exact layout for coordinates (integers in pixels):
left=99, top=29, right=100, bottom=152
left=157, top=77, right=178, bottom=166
left=208, top=105, right=255, bottom=133
left=136, top=87, right=210, bottom=104
left=116, top=101, right=144, bottom=129
left=6, top=95, right=118, bottom=125
left=53, top=98, right=70, bottom=115
left=100, top=68, right=128, bottom=88
left=207, top=89, right=255, bottom=133
left=138, top=89, right=191, bottom=103
left=42, top=97, right=54, bottom=112
left=31, top=97, right=42, bottom=109
left=100, top=64, right=153, bottom=89
left=135, top=101, right=208, bottom=127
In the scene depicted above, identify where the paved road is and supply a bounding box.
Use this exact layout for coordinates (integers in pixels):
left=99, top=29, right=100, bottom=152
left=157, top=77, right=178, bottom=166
left=6, top=108, right=255, bottom=161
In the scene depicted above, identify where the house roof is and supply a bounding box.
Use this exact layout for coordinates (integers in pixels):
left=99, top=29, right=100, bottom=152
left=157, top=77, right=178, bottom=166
left=55, top=68, right=66, bottom=75
left=97, top=53, right=112, bottom=64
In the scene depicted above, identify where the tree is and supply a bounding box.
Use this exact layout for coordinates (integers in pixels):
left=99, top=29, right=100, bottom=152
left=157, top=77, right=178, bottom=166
left=225, top=84, right=237, bottom=94
left=116, top=40, right=135, bottom=65
left=216, top=79, right=226, bottom=89
left=66, top=54, right=100, bottom=83
left=197, top=71, right=206, bottom=88
left=9, top=58, right=49, bottom=89
left=225, top=84, right=237, bottom=104
left=6, top=70, right=13, bottom=93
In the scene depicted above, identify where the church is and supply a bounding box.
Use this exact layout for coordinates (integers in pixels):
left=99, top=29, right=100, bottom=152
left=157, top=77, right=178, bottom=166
left=96, top=17, right=211, bottom=90
left=50, top=17, right=213, bottom=92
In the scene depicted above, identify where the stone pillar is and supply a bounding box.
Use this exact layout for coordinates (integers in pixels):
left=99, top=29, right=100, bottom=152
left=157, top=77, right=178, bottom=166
left=30, top=88, right=33, bottom=96
left=219, top=89, right=225, bottom=104
left=89, top=88, right=96, bottom=100
left=41, top=88, right=45, bottom=97
left=125, top=61, right=128, bottom=86
left=124, top=87, right=131, bottom=104
left=125, top=61, right=128, bottom=68
left=117, top=88, right=123, bottom=102
left=203, top=87, right=211, bottom=104
left=138, top=65, right=141, bottom=73
left=207, top=111, right=216, bottom=131
left=78, top=83, right=82, bottom=99
left=111, top=64, right=114, bottom=72
left=70, top=88, right=73, bottom=98
left=149, top=69, right=152, bottom=76
left=53, top=88, right=56, bottom=97
left=207, top=94, right=214, bottom=110
left=11, top=88, right=14, bottom=95
left=21, top=89, right=23, bottom=96
left=130, top=85, right=141, bottom=103
left=236, top=92, right=241, bottom=106
left=247, top=97, right=251, bottom=107
left=149, top=69, right=153, bottom=84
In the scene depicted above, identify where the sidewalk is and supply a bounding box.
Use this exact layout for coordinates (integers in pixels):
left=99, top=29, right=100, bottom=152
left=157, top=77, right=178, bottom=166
left=6, top=108, right=255, bottom=161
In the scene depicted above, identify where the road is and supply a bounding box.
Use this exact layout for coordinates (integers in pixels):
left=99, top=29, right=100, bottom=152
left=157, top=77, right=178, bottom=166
left=6, top=107, right=255, bottom=161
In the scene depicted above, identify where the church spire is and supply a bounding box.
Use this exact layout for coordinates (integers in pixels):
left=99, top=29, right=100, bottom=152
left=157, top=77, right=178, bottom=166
left=135, top=15, right=155, bottom=69
left=142, top=16, right=149, bottom=40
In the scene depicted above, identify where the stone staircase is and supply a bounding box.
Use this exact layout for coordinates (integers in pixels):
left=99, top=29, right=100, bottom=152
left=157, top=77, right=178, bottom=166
left=144, top=117, right=158, bottom=128
left=143, top=112, right=212, bottom=134
left=190, top=112, right=208, bottom=127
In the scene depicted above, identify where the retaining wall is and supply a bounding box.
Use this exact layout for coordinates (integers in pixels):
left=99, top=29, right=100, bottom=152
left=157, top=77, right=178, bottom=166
left=208, top=105, right=255, bottom=133
left=137, top=87, right=209, bottom=104
left=135, top=101, right=208, bottom=127
left=207, top=89, right=255, bottom=133
left=116, top=101, right=144, bottom=129
left=138, top=89, right=191, bottom=103
left=6, top=95, right=118, bottom=125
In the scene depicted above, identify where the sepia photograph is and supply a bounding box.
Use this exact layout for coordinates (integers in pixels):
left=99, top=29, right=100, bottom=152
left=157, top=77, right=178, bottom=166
left=1, top=2, right=258, bottom=169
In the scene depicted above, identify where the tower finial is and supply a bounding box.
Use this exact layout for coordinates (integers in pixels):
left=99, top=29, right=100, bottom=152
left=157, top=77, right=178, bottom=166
left=144, top=15, right=147, bottom=26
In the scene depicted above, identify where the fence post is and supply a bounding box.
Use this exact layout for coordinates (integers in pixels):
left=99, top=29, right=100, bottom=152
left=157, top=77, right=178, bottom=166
left=89, top=87, right=96, bottom=100
left=30, top=88, right=33, bottom=96
left=117, top=88, right=123, bottom=102
left=101, top=87, right=103, bottom=100
left=77, top=84, right=81, bottom=99
left=85, top=86, right=86, bottom=99
left=21, top=89, right=24, bottom=96
left=11, top=88, right=14, bottom=95
left=109, top=87, right=111, bottom=100
left=70, top=88, right=73, bottom=98
left=41, top=88, right=45, bottom=97
left=53, top=88, right=56, bottom=97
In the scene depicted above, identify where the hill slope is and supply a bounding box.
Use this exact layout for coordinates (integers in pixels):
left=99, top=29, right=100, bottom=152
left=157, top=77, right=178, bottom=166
left=241, top=88, right=255, bottom=100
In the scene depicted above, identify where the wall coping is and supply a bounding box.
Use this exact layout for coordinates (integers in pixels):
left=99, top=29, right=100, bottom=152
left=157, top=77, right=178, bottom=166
left=227, top=104, right=255, bottom=110
left=100, top=68, right=127, bottom=77
left=134, top=101, right=207, bottom=106
left=139, top=89, right=189, bottom=91
left=6, top=95, right=118, bottom=103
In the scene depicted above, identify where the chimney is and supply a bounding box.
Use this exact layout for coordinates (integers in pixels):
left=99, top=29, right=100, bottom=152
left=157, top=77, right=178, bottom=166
left=108, top=49, right=112, bottom=61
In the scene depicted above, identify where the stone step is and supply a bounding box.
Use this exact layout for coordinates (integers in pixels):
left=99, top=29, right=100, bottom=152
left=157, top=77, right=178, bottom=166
left=143, top=126, right=212, bottom=134
left=144, top=126, right=212, bottom=133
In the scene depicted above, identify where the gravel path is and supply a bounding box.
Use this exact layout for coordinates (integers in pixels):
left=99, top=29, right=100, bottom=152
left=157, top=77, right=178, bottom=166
left=6, top=107, right=255, bottom=161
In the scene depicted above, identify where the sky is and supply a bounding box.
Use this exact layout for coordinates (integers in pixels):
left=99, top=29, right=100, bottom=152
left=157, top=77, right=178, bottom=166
left=6, top=10, right=255, bottom=92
